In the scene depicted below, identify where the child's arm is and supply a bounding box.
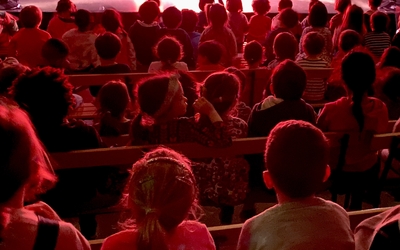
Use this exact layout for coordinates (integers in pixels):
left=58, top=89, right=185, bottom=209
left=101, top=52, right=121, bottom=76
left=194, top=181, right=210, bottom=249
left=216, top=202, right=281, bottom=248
left=126, top=36, right=137, bottom=71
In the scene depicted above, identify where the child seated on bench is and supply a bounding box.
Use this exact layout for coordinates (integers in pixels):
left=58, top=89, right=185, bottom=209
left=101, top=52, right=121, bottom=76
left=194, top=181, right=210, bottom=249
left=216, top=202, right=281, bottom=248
left=0, top=98, right=90, bottom=249
left=237, top=120, right=355, bottom=250
left=148, top=36, right=189, bottom=73
left=243, top=41, right=263, bottom=69
left=95, top=80, right=131, bottom=136
left=196, top=40, right=225, bottom=71
left=266, top=32, right=297, bottom=70
left=101, top=147, right=216, bottom=250
left=41, top=38, right=70, bottom=70
left=129, top=73, right=231, bottom=147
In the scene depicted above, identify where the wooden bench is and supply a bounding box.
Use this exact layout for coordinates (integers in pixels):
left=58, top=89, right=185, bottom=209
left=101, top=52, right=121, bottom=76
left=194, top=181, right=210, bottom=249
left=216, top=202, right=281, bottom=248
left=88, top=206, right=392, bottom=250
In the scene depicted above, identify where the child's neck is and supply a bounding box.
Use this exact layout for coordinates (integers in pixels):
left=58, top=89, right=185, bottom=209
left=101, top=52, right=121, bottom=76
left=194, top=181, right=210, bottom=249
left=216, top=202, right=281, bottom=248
left=248, top=62, right=261, bottom=69
left=100, top=58, right=117, bottom=66
left=276, top=191, right=317, bottom=205
left=305, top=55, right=321, bottom=60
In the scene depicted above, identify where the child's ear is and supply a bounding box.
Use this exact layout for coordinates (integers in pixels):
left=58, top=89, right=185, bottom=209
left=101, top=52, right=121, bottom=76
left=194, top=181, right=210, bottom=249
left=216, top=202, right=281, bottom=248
left=323, top=165, right=331, bottom=182
left=263, top=170, right=274, bottom=189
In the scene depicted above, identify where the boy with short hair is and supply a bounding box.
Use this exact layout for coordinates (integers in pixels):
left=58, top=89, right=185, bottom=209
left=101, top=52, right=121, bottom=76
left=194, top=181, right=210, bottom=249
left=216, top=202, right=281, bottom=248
left=41, top=38, right=70, bottom=69
left=128, top=0, right=160, bottom=71
left=296, top=31, right=330, bottom=102
left=62, top=9, right=99, bottom=72
left=364, top=0, right=383, bottom=32
left=238, top=120, right=355, bottom=250
left=196, top=40, right=225, bottom=70
left=89, top=32, right=131, bottom=97
left=364, top=11, right=390, bottom=60
left=266, top=31, right=297, bottom=70
left=9, top=5, right=51, bottom=68
left=47, top=0, right=77, bottom=39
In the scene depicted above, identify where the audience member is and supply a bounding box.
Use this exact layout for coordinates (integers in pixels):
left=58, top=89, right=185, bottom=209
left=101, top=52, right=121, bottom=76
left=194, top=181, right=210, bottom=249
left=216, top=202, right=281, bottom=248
left=374, top=68, right=400, bottom=119
left=300, top=0, right=319, bottom=29
left=129, top=1, right=160, bottom=71
left=244, top=40, right=263, bottom=69
left=378, top=46, right=400, bottom=69
left=101, top=8, right=136, bottom=70
left=0, top=99, right=90, bottom=249
left=62, top=9, right=99, bottom=72
left=243, top=60, right=316, bottom=219
left=101, top=147, right=216, bottom=250
left=266, top=32, right=297, bottom=70
left=95, top=80, right=131, bottom=136
left=129, top=73, right=231, bottom=146
left=317, top=51, right=388, bottom=210
left=299, top=1, right=333, bottom=62
left=181, top=9, right=201, bottom=61
left=157, top=6, right=195, bottom=69
left=227, top=0, right=249, bottom=52
left=47, top=0, right=77, bottom=39
left=247, top=0, right=271, bottom=43
left=177, top=70, right=199, bottom=117
left=199, top=3, right=237, bottom=67
left=364, top=11, right=390, bottom=60
left=90, top=32, right=132, bottom=97
left=41, top=38, right=70, bottom=69
left=329, top=0, right=351, bottom=34
left=364, top=0, right=383, bottom=32
left=197, top=40, right=225, bottom=70
left=263, top=8, right=299, bottom=64
left=237, top=120, right=355, bottom=250
left=0, top=11, right=18, bottom=58
left=0, top=60, right=28, bottom=96
left=271, top=0, right=291, bottom=29
left=148, top=36, right=188, bottom=73
left=297, top=32, right=330, bottom=102
left=9, top=5, right=51, bottom=68
left=196, top=0, right=214, bottom=32
left=193, top=72, right=249, bottom=225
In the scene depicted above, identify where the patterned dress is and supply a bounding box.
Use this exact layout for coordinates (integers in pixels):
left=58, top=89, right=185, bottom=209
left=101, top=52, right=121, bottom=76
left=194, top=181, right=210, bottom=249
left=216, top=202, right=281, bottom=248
left=193, top=116, right=249, bottom=206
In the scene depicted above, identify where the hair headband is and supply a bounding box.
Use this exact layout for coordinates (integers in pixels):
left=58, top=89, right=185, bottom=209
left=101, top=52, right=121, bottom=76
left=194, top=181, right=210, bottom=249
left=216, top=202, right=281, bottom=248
left=152, top=74, right=181, bottom=119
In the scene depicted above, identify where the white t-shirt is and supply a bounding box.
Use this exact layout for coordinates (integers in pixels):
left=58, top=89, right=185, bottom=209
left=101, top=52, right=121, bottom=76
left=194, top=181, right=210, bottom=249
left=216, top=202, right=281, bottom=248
left=147, top=61, right=188, bottom=73
left=0, top=208, right=90, bottom=250
left=237, top=197, right=355, bottom=250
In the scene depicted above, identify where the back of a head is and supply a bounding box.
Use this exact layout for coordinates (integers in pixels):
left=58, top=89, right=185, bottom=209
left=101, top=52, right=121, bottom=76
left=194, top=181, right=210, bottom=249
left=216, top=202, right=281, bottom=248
left=381, top=68, right=400, bottom=102
left=371, top=11, right=388, bottom=33
left=139, top=1, right=160, bottom=24
left=244, top=41, right=263, bottom=66
left=273, top=32, right=298, bottom=60
left=226, top=0, right=243, bottom=13
left=278, top=0, right=292, bottom=11
left=265, top=120, right=329, bottom=199
left=369, top=0, right=383, bottom=8
left=202, top=72, right=240, bottom=115
left=127, top=147, right=197, bottom=250
left=155, top=36, right=183, bottom=66
left=380, top=46, right=400, bottom=69
left=271, top=59, right=306, bottom=100
left=339, top=29, right=362, bottom=52
left=302, top=31, right=325, bottom=57
left=342, top=4, right=364, bottom=34
left=10, top=67, right=74, bottom=129
left=199, top=0, right=214, bottom=12
left=98, top=81, right=129, bottom=118
left=224, top=66, right=246, bottom=91
left=207, top=3, right=228, bottom=28
left=342, top=51, right=375, bottom=131
left=95, top=32, right=122, bottom=60
left=162, top=6, right=182, bottom=29
left=0, top=99, right=56, bottom=241
left=309, top=1, right=328, bottom=28
left=75, top=9, right=91, bottom=31
left=198, top=40, right=224, bottom=65
left=180, top=9, right=198, bottom=34
left=101, top=9, right=123, bottom=33
left=42, top=38, right=69, bottom=65
left=20, top=5, right=42, bottom=28
left=252, top=0, right=271, bottom=15
left=279, top=7, right=299, bottom=29
left=335, top=0, right=351, bottom=13
left=137, top=75, right=170, bottom=117
left=0, top=64, right=29, bottom=95
left=56, top=0, right=74, bottom=13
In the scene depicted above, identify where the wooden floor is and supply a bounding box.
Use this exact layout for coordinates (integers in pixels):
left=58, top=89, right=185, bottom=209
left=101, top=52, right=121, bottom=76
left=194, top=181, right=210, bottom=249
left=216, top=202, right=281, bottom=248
left=18, top=0, right=372, bottom=14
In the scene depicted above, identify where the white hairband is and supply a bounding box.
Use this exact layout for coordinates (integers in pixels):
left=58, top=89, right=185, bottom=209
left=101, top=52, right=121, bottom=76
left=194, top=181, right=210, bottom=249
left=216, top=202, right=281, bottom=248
left=152, top=74, right=181, bottom=119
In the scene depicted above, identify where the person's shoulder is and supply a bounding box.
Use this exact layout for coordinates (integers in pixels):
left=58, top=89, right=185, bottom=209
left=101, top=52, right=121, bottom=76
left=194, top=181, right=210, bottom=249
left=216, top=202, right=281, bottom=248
left=102, top=230, right=137, bottom=250
left=62, top=28, right=77, bottom=38
left=57, top=221, right=90, bottom=250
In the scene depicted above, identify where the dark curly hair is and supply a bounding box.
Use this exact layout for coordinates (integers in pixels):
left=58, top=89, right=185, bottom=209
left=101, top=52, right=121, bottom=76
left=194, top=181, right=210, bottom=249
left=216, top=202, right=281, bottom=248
left=10, top=67, right=74, bottom=129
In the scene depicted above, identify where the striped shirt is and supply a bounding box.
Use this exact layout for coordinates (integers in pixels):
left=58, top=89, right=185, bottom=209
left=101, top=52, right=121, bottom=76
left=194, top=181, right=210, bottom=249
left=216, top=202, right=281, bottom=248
left=296, top=58, right=329, bottom=102
left=364, top=31, right=391, bottom=59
